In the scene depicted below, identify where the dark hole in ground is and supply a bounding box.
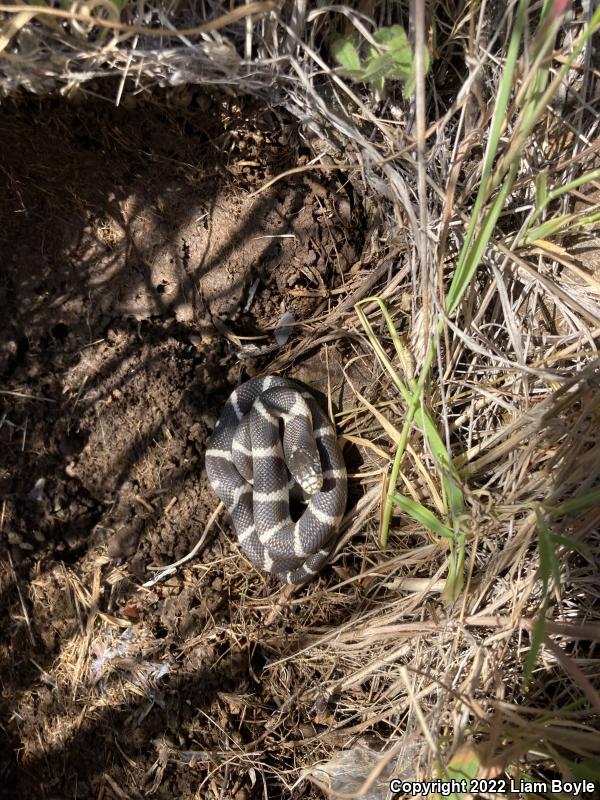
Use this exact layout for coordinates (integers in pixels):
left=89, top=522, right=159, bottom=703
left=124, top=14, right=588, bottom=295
left=51, top=323, right=70, bottom=340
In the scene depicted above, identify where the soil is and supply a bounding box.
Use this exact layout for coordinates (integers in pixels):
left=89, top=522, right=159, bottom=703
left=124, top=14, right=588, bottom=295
left=0, top=91, right=366, bottom=798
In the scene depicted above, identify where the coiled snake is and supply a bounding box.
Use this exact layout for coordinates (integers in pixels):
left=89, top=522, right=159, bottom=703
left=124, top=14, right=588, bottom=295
left=206, top=376, right=347, bottom=584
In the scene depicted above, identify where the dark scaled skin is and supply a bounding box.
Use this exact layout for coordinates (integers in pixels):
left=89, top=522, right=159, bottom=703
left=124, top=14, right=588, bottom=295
left=205, top=376, right=347, bottom=583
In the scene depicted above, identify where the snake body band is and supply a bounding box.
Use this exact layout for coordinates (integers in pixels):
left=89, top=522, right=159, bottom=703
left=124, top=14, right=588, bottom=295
left=206, top=376, right=347, bottom=584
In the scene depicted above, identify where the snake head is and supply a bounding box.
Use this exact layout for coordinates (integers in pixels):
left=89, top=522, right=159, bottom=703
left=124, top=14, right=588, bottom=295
left=287, top=448, right=323, bottom=495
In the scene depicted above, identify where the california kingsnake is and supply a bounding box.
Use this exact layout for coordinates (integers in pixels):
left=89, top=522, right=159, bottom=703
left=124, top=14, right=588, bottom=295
left=206, top=376, right=347, bottom=584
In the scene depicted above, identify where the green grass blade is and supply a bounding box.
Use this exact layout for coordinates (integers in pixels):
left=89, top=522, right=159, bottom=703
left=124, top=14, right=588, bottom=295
left=442, top=536, right=465, bottom=603
left=391, top=493, right=455, bottom=540
left=535, top=506, right=560, bottom=594
left=445, top=0, right=528, bottom=315
left=355, top=299, right=412, bottom=405
left=545, top=490, right=600, bottom=517
left=447, top=161, right=519, bottom=315
left=418, top=404, right=464, bottom=518
left=524, top=212, right=577, bottom=244
left=546, top=167, right=600, bottom=202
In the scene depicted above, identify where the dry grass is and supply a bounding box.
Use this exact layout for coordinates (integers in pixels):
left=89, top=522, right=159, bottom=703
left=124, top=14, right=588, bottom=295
left=1, top=0, right=600, bottom=798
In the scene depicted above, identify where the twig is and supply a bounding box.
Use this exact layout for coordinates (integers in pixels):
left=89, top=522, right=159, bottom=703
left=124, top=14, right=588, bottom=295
left=8, top=551, right=35, bottom=647
left=143, top=502, right=224, bottom=587
left=0, top=2, right=276, bottom=38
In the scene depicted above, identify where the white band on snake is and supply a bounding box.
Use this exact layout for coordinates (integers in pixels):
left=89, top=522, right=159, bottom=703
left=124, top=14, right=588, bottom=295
left=206, top=376, right=347, bottom=584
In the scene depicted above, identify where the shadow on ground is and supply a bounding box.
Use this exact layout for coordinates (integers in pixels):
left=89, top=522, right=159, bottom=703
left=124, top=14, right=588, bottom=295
left=0, top=88, right=366, bottom=799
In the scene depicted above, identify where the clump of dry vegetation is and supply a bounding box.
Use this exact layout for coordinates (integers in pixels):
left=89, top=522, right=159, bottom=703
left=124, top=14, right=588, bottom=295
left=1, top=1, right=599, bottom=798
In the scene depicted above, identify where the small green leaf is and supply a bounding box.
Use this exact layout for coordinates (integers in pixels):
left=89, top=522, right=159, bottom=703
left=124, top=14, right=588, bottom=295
left=373, top=24, right=409, bottom=46
left=366, top=25, right=413, bottom=82
left=331, top=24, right=429, bottom=97
left=373, top=24, right=413, bottom=72
left=332, top=35, right=363, bottom=76
left=362, top=51, right=403, bottom=82
left=371, top=25, right=430, bottom=96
